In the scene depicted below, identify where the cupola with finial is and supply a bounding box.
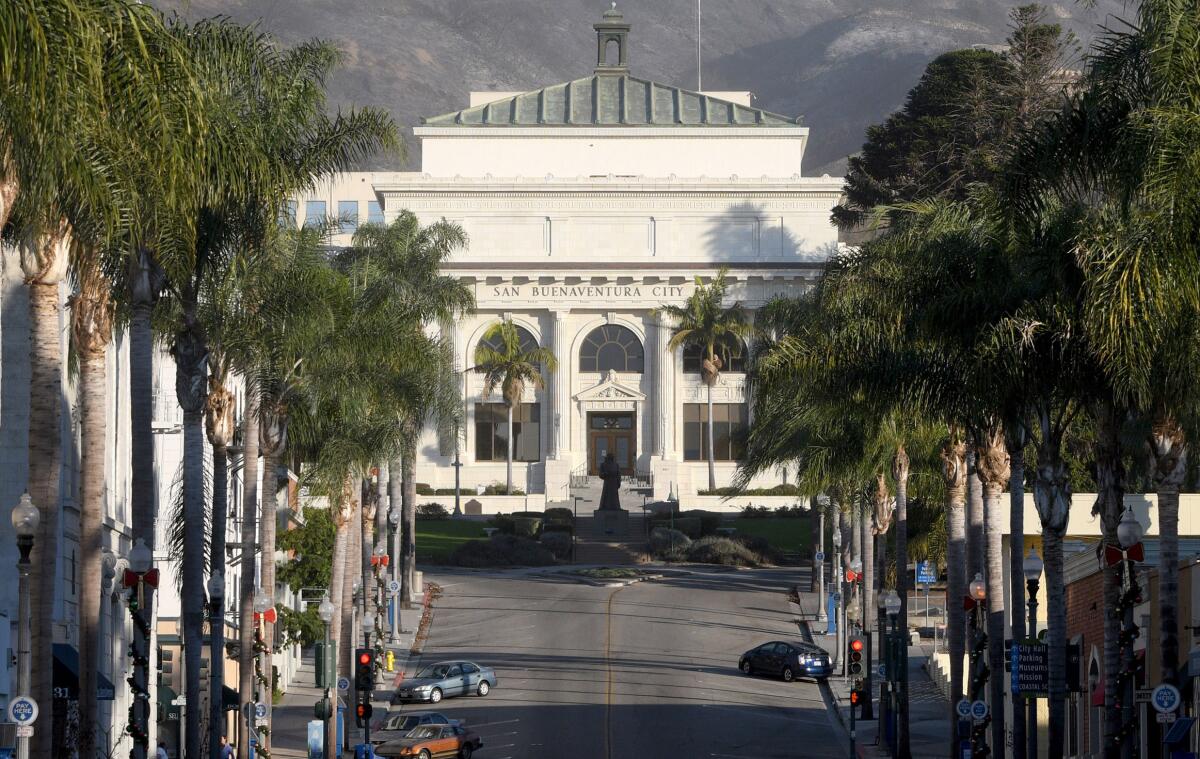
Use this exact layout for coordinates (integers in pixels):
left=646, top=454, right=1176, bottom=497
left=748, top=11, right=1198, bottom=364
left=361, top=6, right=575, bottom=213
left=594, top=3, right=631, bottom=75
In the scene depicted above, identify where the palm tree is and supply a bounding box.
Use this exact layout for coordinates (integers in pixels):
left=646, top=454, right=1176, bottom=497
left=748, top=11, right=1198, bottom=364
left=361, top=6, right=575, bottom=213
left=474, top=320, right=558, bottom=494
left=657, top=269, right=755, bottom=491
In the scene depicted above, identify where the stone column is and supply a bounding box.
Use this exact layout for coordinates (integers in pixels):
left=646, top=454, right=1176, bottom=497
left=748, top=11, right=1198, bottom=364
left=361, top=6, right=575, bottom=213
left=654, top=311, right=675, bottom=459
left=549, top=307, right=573, bottom=456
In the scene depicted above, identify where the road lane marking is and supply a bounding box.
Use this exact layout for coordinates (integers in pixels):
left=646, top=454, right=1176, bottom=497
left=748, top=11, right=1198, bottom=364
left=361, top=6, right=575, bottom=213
left=605, top=583, right=627, bottom=759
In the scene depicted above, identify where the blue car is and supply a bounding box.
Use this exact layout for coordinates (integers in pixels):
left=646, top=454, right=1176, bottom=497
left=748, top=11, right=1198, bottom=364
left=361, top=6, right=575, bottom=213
left=740, top=641, right=832, bottom=682
left=392, top=661, right=498, bottom=704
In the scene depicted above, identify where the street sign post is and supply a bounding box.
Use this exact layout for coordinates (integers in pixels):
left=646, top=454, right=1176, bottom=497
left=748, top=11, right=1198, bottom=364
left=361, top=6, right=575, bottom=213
left=956, top=699, right=972, bottom=720
left=337, top=677, right=351, bottom=694
left=970, top=700, right=989, bottom=722
left=916, top=561, right=937, bottom=584
left=815, top=551, right=825, bottom=562
left=1010, top=640, right=1049, bottom=697
left=8, top=697, right=37, bottom=726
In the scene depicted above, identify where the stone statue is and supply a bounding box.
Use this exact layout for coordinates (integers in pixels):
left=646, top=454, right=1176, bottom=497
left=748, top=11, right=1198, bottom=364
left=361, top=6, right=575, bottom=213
left=598, top=452, right=622, bottom=510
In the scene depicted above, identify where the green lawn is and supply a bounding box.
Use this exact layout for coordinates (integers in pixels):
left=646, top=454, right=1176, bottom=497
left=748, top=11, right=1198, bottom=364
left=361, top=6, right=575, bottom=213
left=730, top=517, right=813, bottom=554
left=415, top=519, right=493, bottom=563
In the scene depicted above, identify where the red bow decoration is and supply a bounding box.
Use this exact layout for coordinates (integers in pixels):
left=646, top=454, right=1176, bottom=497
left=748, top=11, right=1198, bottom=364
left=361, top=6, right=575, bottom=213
left=1105, top=542, right=1144, bottom=566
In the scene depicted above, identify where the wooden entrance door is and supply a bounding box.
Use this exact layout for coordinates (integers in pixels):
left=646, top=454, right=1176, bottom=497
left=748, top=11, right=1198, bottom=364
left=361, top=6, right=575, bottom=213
left=588, top=412, right=635, bottom=476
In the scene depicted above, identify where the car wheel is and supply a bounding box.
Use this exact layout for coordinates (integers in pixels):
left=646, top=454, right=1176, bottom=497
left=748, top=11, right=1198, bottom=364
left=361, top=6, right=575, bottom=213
left=460, top=746, right=473, bottom=759
left=429, top=688, right=443, bottom=704
left=740, top=659, right=753, bottom=675
left=477, top=680, right=490, bottom=697
left=418, top=751, right=432, bottom=759
left=782, top=667, right=795, bottom=683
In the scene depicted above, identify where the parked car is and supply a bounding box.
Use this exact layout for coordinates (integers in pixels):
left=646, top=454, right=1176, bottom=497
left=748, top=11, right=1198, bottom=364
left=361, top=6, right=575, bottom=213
left=393, top=661, right=498, bottom=704
left=739, top=640, right=832, bottom=681
left=375, top=723, right=483, bottom=759
left=370, top=711, right=459, bottom=744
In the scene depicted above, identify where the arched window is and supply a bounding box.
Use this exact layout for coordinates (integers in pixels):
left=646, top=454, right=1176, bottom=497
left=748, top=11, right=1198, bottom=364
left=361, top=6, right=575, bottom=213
left=579, top=325, right=644, bottom=373
left=474, top=324, right=539, bottom=372
left=682, top=336, right=748, bottom=374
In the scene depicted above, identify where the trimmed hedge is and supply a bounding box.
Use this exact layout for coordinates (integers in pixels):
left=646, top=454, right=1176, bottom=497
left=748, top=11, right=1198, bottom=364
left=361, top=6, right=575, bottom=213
left=698, top=484, right=801, bottom=496
left=416, top=502, right=449, bottom=520
left=648, top=510, right=722, bottom=538
left=539, top=531, right=572, bottom=560
left=448, top=534, right=556, bottom=567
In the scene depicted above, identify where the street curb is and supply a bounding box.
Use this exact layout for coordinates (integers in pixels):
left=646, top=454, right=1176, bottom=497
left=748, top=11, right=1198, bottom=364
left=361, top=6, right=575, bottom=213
left=791, top=586, right=858, bottom=754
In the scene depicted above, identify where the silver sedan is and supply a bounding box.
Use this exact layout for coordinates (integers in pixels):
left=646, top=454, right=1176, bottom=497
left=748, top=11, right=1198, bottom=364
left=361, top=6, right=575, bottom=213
left=392, top=660, right=498, bottom=704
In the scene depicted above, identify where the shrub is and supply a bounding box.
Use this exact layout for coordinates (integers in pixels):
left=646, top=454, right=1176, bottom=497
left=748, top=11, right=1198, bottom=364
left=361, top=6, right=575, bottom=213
left=649, top=526, right=691, bottom=558
left=774, top=504, right=807, bottom=518
left=416, top=502, right=449, bottom=520
left=512, top=515, right=543, bottom=537
left=483, top=482, right=526, bottom=496
left=415, top=483, right=433, bottom=495
left=685, top=536, right=760, bottom=567
left=735, top=534, right=781, bottom=564
left=650, top=510, right=723, bottom=537
left=668, top=516, right=702, bottom=538
left=488, top=514, right=515, bottom=535
left=698, top=484, right=801, bottom=497
left=740, top=505, right=772, bottom=519
left=539, top=531, right=573, bottom=560
left=448, top=534, right=556, bottom=567
left=544, top=507, right=574, bottom=525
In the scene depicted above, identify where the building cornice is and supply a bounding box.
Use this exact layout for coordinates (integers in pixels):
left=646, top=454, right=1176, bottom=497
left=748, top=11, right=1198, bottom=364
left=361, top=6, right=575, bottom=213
left=376, top=174, right=844, bottom=199
left=414, top=125, right=808, bottom=138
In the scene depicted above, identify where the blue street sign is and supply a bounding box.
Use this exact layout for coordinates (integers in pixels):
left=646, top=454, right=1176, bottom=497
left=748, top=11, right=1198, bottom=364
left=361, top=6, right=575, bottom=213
left=970, top=700, right=989, bottom=721
left=8, top=697, right=37, bottom=725
left=916, top=561, right=937, bottom=585
left=815, top=551, right=825, bottom=562
left=1153, top=683, right=1182, bottom=714
left=1164, top=716, right=1196, bottom=745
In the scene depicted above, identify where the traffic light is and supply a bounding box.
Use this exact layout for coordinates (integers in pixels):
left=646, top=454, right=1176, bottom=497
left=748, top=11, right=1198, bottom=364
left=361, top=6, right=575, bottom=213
left=355, top=648, right=374, bottom=691
left=850, top=684, right=868, bottom=715
left=354, top=700, right=373, bottom=727
left=848, top=636, right=865, bottom=677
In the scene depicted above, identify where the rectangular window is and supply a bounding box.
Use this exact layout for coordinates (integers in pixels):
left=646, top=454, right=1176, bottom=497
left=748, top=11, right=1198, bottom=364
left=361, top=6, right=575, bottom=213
left=367, top=200, right=385, bottom=225
left=682, top=403, right=747, bottom=461
left=304, top=200, right=326, bottom=228
left=338, top=200, right=358, bottom=234
left=474, top=403, right=540, bottom=462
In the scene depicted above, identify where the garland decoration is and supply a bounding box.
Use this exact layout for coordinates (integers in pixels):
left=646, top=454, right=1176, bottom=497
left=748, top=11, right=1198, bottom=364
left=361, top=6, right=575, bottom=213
left=1110, top=558, right=1142, bottom=748
left=253, top=625, right=272, bottom=759
left=125, top=597, right=152, bottom=758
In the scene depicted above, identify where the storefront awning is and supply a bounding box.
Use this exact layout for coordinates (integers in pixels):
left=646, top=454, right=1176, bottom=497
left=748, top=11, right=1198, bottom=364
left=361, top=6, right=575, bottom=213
left=53, top=643, right=117, bottom=701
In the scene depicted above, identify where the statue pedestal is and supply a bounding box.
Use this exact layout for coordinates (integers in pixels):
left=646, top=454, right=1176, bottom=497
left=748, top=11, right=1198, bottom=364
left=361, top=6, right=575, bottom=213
left=593, top=508, right=629, bottom=537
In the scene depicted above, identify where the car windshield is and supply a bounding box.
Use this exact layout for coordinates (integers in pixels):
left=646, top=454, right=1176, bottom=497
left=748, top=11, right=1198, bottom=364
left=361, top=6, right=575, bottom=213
left=407, top=726, right=440, bottom=739
left=416, top=664, right=451, bottom=679
left=387, top=715, right=418, bottom=731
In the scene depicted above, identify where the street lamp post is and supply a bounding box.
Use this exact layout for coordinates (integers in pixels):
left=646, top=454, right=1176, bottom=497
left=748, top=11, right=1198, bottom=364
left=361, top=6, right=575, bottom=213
left=318, top=595, right=336, bottom=759
left=252, top=589, right=273, bottom=755
left=832, top=527, right=844, bottom=671
left=388, top=507, right=402, bottom=642
left=816, top=496, right=828, bottom=622
left=968, top=573, right=988, bottom=757
left=849, top=557, right=872, bottom=720
left=11, top=493, right=38, bottom=759
left=1114, top=508, right=1144, bottom=757
left=1022, top=549, right=1043, bottom=759
left=884, top=589, right=901, bottom=759
left=207, top=571, right=225, bottom=759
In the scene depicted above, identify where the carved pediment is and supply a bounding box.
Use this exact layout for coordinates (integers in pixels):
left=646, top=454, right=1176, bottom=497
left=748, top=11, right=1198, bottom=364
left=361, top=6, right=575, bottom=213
left=574, top=370, right=646, bottom=402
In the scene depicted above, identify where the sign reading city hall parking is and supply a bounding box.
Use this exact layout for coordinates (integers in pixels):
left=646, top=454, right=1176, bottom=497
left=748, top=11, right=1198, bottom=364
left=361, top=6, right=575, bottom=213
left=1010, top=640, right=1049, bottom=697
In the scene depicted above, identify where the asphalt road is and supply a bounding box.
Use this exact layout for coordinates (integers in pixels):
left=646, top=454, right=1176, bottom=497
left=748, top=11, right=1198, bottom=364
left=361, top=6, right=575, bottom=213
left=384, top=567, right=844, bottom=759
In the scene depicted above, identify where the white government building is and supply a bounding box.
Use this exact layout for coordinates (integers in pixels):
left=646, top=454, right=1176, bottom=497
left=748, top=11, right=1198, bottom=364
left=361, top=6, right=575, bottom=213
left=299, top=8, right=844, bottom=507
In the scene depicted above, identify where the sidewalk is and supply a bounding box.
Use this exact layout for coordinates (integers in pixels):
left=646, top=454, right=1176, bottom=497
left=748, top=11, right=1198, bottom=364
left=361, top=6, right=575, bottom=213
left=793, top=587, right=950, bottom=758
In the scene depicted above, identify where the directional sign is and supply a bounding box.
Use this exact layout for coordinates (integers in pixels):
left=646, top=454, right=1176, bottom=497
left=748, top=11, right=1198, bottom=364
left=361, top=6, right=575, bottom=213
left=956, top=699, right=972, bottom=719
left=814, top=551, right=825, bottom=562
left=1152, top=683, right=1182, bottom=714
left=336, top=676, right=350, bottom=694
left=970, top=700, right=989, bottom=722
left=832, top=592, right=842, bottom=603
left=916, top=561, right=937, bottom=585
left=254, top=702, right=268, bottom=719
left=1010, top=641, right=1049, bottom=697
left=8, top=697, right=38, bottom=726
left=1136, top=688, right=1153, bottom=704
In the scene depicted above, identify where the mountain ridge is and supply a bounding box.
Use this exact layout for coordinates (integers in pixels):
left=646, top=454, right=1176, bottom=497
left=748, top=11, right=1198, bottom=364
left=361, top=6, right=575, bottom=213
left=153, top=0, right=1123, bottom=175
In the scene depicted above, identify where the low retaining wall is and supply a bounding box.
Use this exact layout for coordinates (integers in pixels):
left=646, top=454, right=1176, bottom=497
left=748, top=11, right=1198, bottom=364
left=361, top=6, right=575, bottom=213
left=682, top=495, right=806, bottom=514
left=416, top=493, right=549, bottom=515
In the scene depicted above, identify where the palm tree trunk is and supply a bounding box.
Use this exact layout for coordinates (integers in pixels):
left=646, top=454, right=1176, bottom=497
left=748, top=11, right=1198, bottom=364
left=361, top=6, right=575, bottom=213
left=237, top=399, right=260, bottom=759
left=506, top=403, right=514, bottom=494
left=892, top=447, right=911, bottom=759
left=360, top=478, right=374, bottom=630
left=173, top=318, right=209, bottom=759
left=204, top=375, right=234, bottom=759
left=1033, top=414, right=1071, bottom=759
left=326, top=477, right=352, bottom=759
left=401, top=446, right=417, bottom=608
left=340, top=494, right=361, bottom=708
left=76, top=334, right=107, bottom=759
left=22, top=226, right=69, bottom=758
left=977, top=427, right=1010, bottom=759
left=389, top=457, right=402, bottom=584
left=861, top=497, right=874, bottom=639
left=128, top=249, right=162, bottom=759
left=1090, top=401, right=1125, bottom=759
left=258, top=405, right=287, bottom=751
left=941, top=437, right=967, bottom=759
left=967, top=448, right=984, bottom=586
left=71, top=263, right=112, bottom=759
left=1150, top=418, right=1187, bottom=686
left=1007, top=433, right=1027, bottom=759
left=706, top=382, right=716, bottom=492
